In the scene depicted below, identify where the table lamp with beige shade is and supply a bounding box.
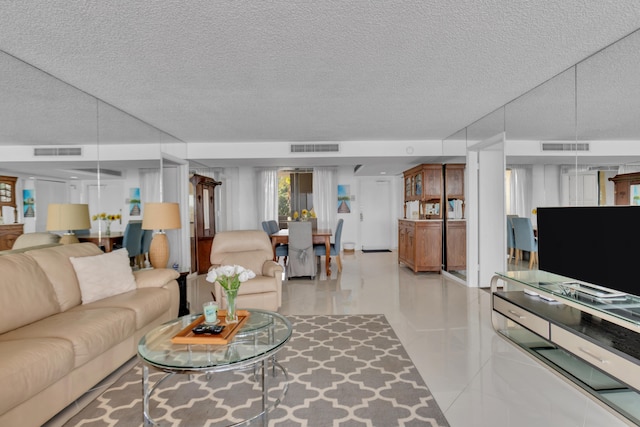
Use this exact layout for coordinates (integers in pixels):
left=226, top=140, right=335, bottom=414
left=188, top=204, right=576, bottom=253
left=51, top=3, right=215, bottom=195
left=46, top=203, right=91, bottom=244
left=142, top=202, right=181, bottom=269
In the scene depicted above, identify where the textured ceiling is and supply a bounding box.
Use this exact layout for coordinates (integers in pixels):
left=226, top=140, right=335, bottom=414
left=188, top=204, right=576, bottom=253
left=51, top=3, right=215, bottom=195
left=2, top=0, right=640, bottom=147
left=2, top=1, right=640, bottom=179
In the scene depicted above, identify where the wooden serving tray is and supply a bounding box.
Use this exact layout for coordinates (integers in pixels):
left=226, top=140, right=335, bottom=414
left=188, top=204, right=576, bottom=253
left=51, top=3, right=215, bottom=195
left=171, top=310, right=251, bottom=345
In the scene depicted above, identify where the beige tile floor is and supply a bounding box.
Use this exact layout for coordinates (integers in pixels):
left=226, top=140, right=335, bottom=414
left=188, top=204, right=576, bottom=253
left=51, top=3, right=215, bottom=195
left=280, top=251, right=630, bottom=427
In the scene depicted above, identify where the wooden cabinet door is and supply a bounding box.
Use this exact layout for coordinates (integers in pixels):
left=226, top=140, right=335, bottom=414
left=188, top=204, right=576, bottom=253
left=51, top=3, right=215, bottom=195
left=405, top=224, right=415, bottom=267
left=404, top=176, right=412, bottom=200
left=614, top=182, right=630, bottom=205
left=423, top=166, right=443, bottom=200
left=445, top=164, right=465, bottom=199
left=398, top=222, right=406, bottom=262
left=415, top=221, right=442, bottom=272
left=446, top=221, right=466, bottom=271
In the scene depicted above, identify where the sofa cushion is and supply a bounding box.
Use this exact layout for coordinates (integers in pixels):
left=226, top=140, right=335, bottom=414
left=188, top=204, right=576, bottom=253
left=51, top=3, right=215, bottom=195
left=0, top=243, right=61, bottom=256
left=0, top=338, right=75, bottom=416
left=0, top=253, right=60, bottom=334
left=27, top=243, right=103, bottom=311
left=237, top=276, right=279, bottom=295
left=11, top=232, right=61, bottom=250
left=71, top=288, right=172, bottom=329
left=210, top=230, right=273, bottom=275
left=0, top=308, right=136, bottom=368
left=133, top=268, right=180, bottom=288
left=211, top=252, right=269, bottom=279
left=70, top=248, right=137, bottom=304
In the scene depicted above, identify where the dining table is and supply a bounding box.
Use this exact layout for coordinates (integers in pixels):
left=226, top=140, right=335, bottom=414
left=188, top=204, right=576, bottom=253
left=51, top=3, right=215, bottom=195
left=270, top=228, right=333, bottom=275
left=78, top=232, right=123, bottom=253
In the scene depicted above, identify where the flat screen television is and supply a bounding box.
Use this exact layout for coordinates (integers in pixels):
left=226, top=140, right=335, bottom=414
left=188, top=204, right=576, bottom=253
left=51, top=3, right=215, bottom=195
left=537, top=206, right=640, bottom=297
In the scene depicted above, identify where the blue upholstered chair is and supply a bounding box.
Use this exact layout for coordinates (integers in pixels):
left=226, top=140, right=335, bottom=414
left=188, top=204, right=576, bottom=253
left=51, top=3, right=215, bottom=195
left=263, top=221, right=288, bottom=261
left=506, top=215, right=518, bottom=263
left=314, top=219, right=344, bottom=273
left=122, top=221, right=143, bottom=267
left=512, top=217, right=538, bottom=269
left=287, top=221, right=315, bottom=279
left=267, top=220, right=279, bottom=235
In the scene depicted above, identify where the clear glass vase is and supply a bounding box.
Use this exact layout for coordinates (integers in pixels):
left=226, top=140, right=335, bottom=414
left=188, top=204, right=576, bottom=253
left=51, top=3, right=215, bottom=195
left=105, top=222, right=111, bottom=236
left=224, top=288, right=239, bottom=323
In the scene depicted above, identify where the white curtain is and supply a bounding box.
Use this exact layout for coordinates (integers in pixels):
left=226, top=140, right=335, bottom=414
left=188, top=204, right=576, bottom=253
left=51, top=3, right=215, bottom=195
left=139, top=169, right=161, bottom=204
left=312, top=167, right=337, bottom=230
left=255, top=168, right=278, bottom=226
left=508, top=166, right=532, bottom=218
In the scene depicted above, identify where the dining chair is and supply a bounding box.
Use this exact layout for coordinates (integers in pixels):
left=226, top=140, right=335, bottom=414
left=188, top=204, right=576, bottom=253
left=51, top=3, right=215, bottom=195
left=314, top=218, right=343, bottom=273
left=286, top=221, right=316, bottom=279
left=506, top=215, right=518, bottom=263
left=122, top=220, right=143, bottom=267
left=263, top=220, right=288, bottom=262
left=267, top=220, right=279, bottom=235
left=512, top=217, right=538, bottom=269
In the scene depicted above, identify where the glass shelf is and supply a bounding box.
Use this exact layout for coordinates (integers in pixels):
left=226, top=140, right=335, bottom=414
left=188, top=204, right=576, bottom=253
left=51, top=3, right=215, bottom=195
left=493, top=270, right=640, bottom=329
left=492, top=270, right=640, bottom=425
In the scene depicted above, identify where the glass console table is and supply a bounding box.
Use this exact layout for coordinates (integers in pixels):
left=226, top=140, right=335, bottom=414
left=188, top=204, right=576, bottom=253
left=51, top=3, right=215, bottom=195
left=491, top=270, right=640, bottom=425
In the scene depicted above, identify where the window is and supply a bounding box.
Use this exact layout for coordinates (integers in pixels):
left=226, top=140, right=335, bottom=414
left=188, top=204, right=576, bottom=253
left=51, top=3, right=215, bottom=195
left=278, top=170, right=313, bottom=220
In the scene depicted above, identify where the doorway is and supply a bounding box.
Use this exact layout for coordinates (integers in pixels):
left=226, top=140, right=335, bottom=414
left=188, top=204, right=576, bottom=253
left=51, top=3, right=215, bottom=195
left=359, top=178, right=392, bottom=250
left=467, top=133, right=506, bottom=287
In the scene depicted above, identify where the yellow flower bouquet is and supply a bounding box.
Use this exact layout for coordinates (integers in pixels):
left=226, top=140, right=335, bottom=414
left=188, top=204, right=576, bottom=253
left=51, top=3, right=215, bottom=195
left=92, top=212, right=121, bottom=235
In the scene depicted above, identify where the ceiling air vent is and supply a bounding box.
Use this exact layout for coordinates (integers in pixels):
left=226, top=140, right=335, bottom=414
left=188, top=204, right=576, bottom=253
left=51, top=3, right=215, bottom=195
left=291, top=143, right=340, bottom=153
left=75, top=168, right=122, bottom=177
left=541, top=142, right=590, bottom=152
left=34, top=147, right=83, bottom=156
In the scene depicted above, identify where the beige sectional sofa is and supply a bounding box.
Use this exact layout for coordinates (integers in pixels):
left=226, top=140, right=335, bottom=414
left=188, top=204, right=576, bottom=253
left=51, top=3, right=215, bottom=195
left=0, top=243, right=179, bottom=427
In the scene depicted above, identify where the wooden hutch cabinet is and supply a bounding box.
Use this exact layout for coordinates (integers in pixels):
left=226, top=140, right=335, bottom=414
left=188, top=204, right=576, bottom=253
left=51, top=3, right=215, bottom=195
left=399, top=164, right=467, bottom=273
left=189, top=174, right=221, bottom=274
left=402, top=164, right=443, bottom=219
left=609, top=172, right=640, bottom=205
left=444, top=164, right=466, bottom=271
left=0, top=175, right=23, bottom=250
left=399, top=164, right=444, bottom=273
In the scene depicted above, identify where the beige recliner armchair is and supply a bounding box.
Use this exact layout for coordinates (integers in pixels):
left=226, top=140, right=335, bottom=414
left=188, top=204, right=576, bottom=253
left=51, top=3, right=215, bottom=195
left=209, top=230, right=283, bottom=311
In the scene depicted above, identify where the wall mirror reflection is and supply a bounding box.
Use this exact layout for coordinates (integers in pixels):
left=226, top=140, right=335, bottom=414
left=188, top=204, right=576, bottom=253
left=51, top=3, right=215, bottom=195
left=0, top=50, right=186, bottom=267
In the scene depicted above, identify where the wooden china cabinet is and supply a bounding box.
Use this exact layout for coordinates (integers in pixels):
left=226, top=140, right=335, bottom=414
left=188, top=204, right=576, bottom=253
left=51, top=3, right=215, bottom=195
left=399, top=164, right=443, bottom=272
left=609, top=172, right=640, bottom=205
left=189, top=174, right=221, bottom=274
left=399, top=164, right=467, bottom=273
left=402, top=164, right=443, bottom=219
left=0, top=175, right=23, bottom=250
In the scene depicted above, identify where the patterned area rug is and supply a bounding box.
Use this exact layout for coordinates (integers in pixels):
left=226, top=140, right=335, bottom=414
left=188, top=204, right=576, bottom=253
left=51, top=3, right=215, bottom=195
left=63, top=315, right=449, bottom=427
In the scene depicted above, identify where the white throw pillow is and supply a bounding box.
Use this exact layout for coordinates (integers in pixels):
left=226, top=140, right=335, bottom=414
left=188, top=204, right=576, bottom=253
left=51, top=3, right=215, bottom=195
left=70, top=248, right=137, bottom=304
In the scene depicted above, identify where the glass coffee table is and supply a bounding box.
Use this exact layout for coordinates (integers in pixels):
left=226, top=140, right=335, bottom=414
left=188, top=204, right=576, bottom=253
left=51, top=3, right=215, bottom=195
left=138, top=309, right=292, bottom=426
